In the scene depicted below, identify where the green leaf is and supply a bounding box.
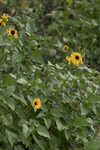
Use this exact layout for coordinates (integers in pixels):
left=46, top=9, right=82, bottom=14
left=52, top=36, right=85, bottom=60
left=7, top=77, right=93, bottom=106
left=7, top=99, right=15, bottom=111
left=44, top=118, right=52, bottom=129
left=64, top=130, right=69, bottom=140
left=5, top=75, right=16, bottom=85
left=31, top=50, right=45, bottom=64
left=22, top=124, right=29, bottom=138
left=68, top=0, right=73, bottom=6
left=84, top=139, right=100, bottom=150
left=32, top=135, right=45, bottom=150
left=87, top=95, right=100, bottom=104
left=11, top=94, right=27, bottom=105
left=37, top=126, right=50, bottom=139
left=49, top=49, right=56, bottom=57
left=80, top=103, right=87, bottom=116
left=17, top=78, right=28, bottom=85
left=56, top=120, right=64, bottom=131
left=14, top=145, right=24, bottom=150
left=6, top=129, right=18, bottom=147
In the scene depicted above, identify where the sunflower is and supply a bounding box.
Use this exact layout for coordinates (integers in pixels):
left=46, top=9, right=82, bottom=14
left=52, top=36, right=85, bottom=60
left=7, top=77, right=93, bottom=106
left=71, top=52, right=83, bottom=65
left=65, top=56, right=72, bottom=64
left=32, top=98, right=41, bottom=109
left=0, top=0, right=3, bottom=2
left=0, top=18, right=6, bottom=26
left=62, top=45, right=69, bottom=52
left=7, top=27, right=18, bottom=38
left=92, top=21, right=97, bottom=27
left=0, top=18, right=2, bottom=26
left=2, top=13, right=8, bottom=22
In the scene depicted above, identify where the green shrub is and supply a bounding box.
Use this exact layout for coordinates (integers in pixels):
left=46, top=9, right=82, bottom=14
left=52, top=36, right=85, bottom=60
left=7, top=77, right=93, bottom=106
left=0, top=0, right=100, bottom=150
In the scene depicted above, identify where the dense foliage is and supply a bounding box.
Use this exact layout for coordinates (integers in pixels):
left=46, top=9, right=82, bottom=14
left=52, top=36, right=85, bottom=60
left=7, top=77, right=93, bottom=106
left=0, top=0, right=100, bottom=150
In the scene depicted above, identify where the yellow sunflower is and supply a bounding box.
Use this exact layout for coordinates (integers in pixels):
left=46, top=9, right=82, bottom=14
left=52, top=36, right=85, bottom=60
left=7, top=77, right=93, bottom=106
left=92, top=21, right=97, bottom=27
left=71, top=52, right=83, bottom=65
left=0, top=0, right=3, bottom=3
left=32, top=98, right=41, bottom=109
left=0, top=18, right=6, bottom=26
left=7, top=27, right=18, bottom=38
left=0, top=18, right=2, bottom=25
left=65, top=56, right=72, bottom=64
left=62, top=45, right=69, bottom=52
left=2, top=13, right=8, bottom=22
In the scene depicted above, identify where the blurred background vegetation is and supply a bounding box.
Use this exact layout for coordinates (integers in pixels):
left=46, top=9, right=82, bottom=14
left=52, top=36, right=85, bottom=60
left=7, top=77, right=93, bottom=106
left=0, top=0, right=99, bottom=69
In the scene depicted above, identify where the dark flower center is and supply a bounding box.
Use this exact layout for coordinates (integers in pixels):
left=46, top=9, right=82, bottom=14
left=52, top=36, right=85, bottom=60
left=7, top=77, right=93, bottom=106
left=0, top=23, right=1, bottom=26
left=75, top=56, right=79, bottom=60
left=34, top=102, right=37, bottom=105
left=37, top=44, right=40, bottom=48
left=11, top=30, right=15, bottom=35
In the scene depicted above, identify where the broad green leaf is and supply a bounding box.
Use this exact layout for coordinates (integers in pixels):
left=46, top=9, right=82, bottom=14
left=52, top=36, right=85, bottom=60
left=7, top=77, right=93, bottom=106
left=7, top=99, right=15, bottom=111
left=37, top=126, right=50, bottom=139
left=56, top=120, right=64, bottom=131
left=11, top=94, right=27, bottom=105
left=6, top=129, right=18, bottom=147
left=33, top=135, right=45, bottom=150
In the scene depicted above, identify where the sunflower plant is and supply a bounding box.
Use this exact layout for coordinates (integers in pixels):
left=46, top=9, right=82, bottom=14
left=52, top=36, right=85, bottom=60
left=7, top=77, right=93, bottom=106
left=0, top=0, right=100, bottom=150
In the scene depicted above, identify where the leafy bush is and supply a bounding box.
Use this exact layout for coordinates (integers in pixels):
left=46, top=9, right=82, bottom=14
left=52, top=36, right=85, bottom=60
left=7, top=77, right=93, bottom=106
left=0, top=0, right=100, bottom=150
